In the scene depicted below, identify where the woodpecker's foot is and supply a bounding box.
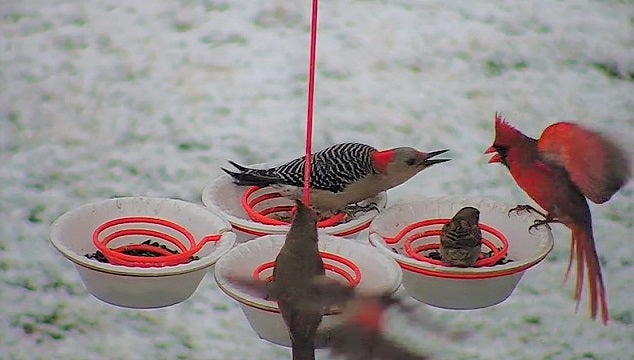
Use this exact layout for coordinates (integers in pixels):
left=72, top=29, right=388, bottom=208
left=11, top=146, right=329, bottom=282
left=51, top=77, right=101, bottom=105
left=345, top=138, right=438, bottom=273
left=314, top=209, right=337, bottom=220
left=508, top=204, right=547, bottom=218
left=342, top=202, right=380, bottom=217
left=365, top=202, right=380, bottom=213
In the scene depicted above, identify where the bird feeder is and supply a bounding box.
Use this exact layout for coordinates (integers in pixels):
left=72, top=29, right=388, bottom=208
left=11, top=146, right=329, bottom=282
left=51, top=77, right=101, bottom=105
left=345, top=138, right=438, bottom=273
left=214, top=234, right=402, bottom=347
left=241, top=185, right=346, bottom=228
left=396, top=218, right=509, bottom=267
left=252, top=252, right=362, bottom=287
left=369, top=196, right=553, bottom=309
left=202, top=170, right=387, bottom=242
left=50, top=197, right=236, bottom=308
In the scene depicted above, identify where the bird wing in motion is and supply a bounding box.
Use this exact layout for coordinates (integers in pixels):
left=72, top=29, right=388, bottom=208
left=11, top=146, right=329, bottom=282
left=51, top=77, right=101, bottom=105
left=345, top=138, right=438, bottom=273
left=226, top=275, right=354, bottom=312
left=537, top=122, right=631, bottom=204
left=328, top=325, right=428, bottom=360
left=227, top=276, right=431, bottom=359
left=327, top=295, right=429, bottom=360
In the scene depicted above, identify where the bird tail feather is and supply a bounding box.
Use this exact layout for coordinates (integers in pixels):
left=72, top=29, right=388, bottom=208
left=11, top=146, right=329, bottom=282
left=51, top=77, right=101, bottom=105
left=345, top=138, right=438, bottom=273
left=567, top=222, right=609, bottom=325
left=291, top=340, right=316, bottom=360
left=221, top=162, right=279, bottom=187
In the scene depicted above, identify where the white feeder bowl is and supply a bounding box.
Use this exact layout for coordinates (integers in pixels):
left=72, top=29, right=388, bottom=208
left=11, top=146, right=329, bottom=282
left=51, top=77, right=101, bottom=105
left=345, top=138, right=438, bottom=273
left=202, top=172, right=387, bottom=242
left=214, top=234, right=402, bottom=347
left=369, top=196, right=554, bottom=310
left=50, top=197, right=236, bottom=309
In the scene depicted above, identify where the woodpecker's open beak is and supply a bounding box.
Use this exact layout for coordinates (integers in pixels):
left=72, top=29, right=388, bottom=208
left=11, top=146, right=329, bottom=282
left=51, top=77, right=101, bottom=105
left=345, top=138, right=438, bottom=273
left=485, top=146, right=501, bottom=163
left=420, top=149, right=451, bottom=167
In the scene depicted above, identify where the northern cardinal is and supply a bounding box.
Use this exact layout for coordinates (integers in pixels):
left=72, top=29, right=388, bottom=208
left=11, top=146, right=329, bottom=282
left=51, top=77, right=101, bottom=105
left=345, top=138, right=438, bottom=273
left=439, top=207, right=483, bottom=267
left=271, top=200, right=325, bottom=360
left=486, top=113, right=631, bottom=324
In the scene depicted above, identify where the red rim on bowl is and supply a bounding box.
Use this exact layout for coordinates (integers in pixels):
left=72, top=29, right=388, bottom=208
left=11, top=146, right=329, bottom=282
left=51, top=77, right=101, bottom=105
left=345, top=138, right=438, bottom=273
left=252, top=252, right=362, bottom=287
left=242, top=186, right=346, bottom=227
left=232, top=222, right=372, bottom=238
left=378, top=218, right=526, bottom=279
left=92, top=216, right=222, bottom=267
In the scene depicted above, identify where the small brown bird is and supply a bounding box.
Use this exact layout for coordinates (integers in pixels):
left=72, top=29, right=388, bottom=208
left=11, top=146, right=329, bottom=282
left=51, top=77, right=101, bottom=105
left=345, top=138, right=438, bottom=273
left=272, top=200, right=325, bottom=360
left=439, top=207, right=482, bottom=267
left=229, top=273, right=430, bottom=359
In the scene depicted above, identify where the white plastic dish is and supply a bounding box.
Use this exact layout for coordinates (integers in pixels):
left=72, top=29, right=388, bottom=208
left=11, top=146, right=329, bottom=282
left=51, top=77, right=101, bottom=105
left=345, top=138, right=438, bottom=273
left=50, top=197, right=236, bottom=308
left=202, top=172, right=387, bottom=242
left=214, top=234, right=402, bottom=347
left=369, top=196, right=554, bottom=310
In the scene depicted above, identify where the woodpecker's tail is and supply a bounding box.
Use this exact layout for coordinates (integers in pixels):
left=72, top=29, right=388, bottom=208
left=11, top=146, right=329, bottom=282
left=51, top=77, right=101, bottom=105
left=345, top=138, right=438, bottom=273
left=221, top=161, right=280, bottom=187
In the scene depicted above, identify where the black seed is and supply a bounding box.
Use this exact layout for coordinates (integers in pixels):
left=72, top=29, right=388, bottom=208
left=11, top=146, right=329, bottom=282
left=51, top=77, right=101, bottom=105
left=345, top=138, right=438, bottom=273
left=427, top=251, right=442, bottom=261
left=85, top=239, right=200, bottom=264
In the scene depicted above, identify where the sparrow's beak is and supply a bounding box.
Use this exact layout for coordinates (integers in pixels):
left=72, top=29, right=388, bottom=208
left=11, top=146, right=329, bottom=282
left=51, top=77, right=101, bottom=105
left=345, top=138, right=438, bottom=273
left=420, top=149, right=451, bottom=167
left=485, top=146, right=501, bottom=164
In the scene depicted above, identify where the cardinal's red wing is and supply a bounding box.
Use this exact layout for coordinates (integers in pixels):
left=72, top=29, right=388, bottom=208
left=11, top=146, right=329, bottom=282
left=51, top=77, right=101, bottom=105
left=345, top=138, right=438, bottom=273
left=537, top=122, right=630, bottom=204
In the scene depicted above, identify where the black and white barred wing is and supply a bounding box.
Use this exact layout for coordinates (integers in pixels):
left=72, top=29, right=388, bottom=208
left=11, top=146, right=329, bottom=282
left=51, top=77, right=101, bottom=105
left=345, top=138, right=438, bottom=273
left=223, top=143, right=377, bottom=192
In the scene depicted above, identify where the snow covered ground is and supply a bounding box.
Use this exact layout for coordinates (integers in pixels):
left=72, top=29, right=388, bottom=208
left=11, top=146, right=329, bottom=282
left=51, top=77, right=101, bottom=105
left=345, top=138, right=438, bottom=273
left=1, top=1, right=633, bottom=359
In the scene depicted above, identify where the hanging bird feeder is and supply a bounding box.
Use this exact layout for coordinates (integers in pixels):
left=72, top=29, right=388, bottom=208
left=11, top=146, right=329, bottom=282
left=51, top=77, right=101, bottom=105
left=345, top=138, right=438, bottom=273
left=91, top=216, right=223, bottom=267
left=50, top=197, right=236, bottom=308
left=241, top=185, right=346, bottom=227
left=253, top=252, right=362, bottom=287
left=369, top=196, right=554, bottom=310
left=214, top=234, right=402, bottom=347
left=202, top=173, right=387, bottom=242
left=392, top=218, right=510, bottom=268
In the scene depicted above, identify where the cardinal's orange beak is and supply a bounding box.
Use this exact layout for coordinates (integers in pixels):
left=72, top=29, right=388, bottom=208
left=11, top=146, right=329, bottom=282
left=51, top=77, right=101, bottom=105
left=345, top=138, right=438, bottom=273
left=485, top=146, right=501, bottom=163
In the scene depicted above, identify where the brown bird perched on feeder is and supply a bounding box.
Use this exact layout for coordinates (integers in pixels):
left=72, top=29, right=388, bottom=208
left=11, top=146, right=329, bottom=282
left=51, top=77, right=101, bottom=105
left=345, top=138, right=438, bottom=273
left=228, top=260, right=431, bottom=359
left=439, top=207, right=483, bottom=267
left=231, top=276, right=430, bottom=359
left=270, top=200, right=325, bottom=360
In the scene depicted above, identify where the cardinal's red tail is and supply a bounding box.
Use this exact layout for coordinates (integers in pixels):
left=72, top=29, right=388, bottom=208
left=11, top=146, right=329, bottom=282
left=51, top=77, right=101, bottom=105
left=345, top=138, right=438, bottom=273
left=566, top=222, right=609, bottom=325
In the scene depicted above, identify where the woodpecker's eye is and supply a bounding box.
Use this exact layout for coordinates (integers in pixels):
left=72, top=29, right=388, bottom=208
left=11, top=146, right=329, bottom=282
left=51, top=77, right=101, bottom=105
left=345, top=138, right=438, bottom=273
left=405, top=158, right=417, bottom=166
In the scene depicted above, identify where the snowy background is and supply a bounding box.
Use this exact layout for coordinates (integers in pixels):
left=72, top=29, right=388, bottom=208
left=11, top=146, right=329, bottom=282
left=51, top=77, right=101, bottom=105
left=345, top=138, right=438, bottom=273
left=1, top=0, right=633, bottom=359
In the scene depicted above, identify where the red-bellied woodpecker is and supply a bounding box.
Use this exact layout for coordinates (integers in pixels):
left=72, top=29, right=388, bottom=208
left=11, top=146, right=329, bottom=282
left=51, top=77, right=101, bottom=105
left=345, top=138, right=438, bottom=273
left=222, top=142, right=450, bottom=214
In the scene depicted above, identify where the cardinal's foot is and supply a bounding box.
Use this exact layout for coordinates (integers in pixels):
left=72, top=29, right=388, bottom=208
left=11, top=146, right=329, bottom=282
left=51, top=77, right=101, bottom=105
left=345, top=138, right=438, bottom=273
left=528, top=218, right=561, bottom=232
left=508, top=204, right=547, bottom=218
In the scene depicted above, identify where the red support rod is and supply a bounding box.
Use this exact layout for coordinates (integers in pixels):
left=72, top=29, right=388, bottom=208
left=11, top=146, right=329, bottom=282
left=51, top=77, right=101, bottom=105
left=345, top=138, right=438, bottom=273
left=303, top=0, right=319, bottom=206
